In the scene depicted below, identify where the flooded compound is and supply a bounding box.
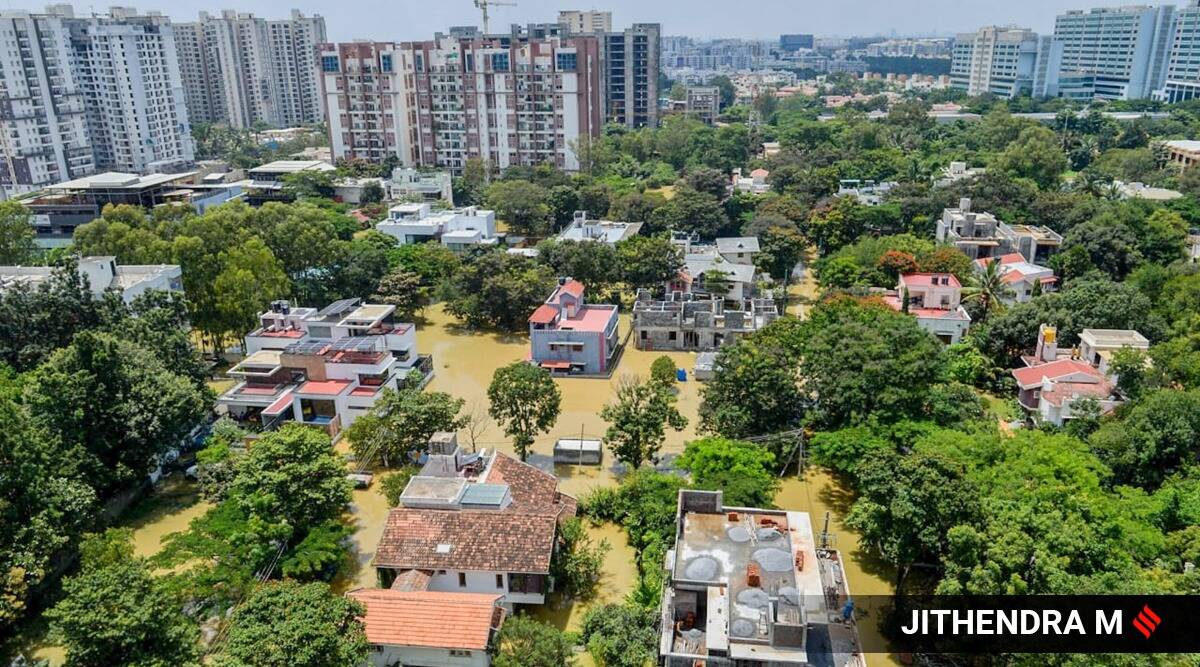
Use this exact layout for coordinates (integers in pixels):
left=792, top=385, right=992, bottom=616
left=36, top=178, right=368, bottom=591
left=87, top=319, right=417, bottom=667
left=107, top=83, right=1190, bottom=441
left=776, top=469, right=901, bottom=667
left=15, top=297, right=897, bottom=667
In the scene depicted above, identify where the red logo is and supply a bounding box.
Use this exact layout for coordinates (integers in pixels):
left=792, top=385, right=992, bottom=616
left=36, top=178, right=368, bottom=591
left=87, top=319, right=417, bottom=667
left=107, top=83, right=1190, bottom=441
left=1132, top=605, right=1161, bottom=639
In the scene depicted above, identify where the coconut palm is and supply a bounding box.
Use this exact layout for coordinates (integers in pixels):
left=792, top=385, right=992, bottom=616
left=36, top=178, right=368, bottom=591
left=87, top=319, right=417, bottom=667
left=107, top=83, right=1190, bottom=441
left=963, top=258, right=1014, bottom=321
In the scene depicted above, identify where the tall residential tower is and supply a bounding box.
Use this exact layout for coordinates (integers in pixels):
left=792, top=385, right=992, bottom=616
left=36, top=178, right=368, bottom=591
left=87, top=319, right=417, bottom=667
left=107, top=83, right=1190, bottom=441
left=175, top=9, right=326, bottom=128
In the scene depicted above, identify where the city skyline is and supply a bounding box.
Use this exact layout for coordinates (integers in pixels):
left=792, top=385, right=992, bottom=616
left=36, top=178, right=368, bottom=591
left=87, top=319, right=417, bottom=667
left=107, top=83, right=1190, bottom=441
left=3, top=0, right=1163, bottom=41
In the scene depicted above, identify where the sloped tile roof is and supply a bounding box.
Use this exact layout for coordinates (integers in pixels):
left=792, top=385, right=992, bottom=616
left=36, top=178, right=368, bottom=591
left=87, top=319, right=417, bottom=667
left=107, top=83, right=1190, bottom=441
left=373, top=453, right=576, bottom=574
left=374, top=509, right=559, bottom=573
left=348, top=589, right=503, bottom=650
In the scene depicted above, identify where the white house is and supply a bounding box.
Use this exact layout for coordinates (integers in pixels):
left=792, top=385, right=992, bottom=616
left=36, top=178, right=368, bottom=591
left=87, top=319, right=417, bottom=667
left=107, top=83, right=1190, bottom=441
left=1010, top=324, right=1128, bottom=427
left=975, top=253, right=1057, bottom=304
left=883, top=273, right=972, bottom=343
left=1078, top=328, right=1150, bottom=374
left=556, top=211, right=643, bottom=245
left=348, top=588, right=503, bottom=667
left=731, top=167, right=770, bottom=194
left=218, top=299, right=428, bottom=436
left=376, top=203, right=498, bottom=252
left=0, top=256, right=182, bottom=305
left=389, top=167, right=454, bottom=204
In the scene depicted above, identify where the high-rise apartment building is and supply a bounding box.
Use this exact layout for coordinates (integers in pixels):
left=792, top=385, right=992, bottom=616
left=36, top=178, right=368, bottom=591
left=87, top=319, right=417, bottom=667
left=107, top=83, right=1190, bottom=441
left=0, top=10, right=93, bottom=195
left=62, top=7, right=195, bottom=174
left=602, top=23, right=660, bottom=128
left=558, top=10, right=612, bottom=33
left=319, top=42, right=413, bottom=164
left=1043, top=5, right=1175, bottom=100
left=325, top=26, right=602, bottom=172
left=175, top=9, right=326, bottom=129
left=950, top=26, right=1039, bottom=98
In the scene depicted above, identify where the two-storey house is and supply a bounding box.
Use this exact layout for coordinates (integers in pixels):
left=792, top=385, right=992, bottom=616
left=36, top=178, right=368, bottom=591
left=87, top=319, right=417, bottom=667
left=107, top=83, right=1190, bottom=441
left=883, top=273, right=972, bottom=343
left=528, top=279, right=620, bottom=376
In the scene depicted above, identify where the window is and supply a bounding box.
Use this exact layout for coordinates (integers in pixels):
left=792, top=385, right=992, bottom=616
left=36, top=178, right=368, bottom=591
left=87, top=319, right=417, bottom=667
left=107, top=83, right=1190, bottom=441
left=380, top=54, right=393, bottom=72
left=496, top=574, right=504, bottom=588
left=450, top=650, right=473, bottom=657
left=321, top=55, right=339, bottom=72
left=556, top=52, right=577, bottom=71
left=458, top=572, right=467, bottom=587
left=668, top=331, right=677, bottom=341
left=491, top=53, right=509, bottom=71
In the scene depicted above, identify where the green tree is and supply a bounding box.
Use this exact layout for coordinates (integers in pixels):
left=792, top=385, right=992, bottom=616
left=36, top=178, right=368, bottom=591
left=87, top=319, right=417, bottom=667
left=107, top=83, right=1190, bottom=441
left=229, top=424, right=351, bottom=529
left=1089, top=389, right=1200, bottom=489
left=24, top=331, right=210, bottom=496
left=486, top=180, right=552, bottom=235
left=493, top=614, right=575, bottom=667
left=551, top=517, right=611, bottom=599
left=48, top=532, right=199, bottom=667
left=378, top=466, right=421, bottom=506
left=615, top=235, right=684, bottom=292
left=678, top=437, right=779, bottom=508
left=647, top=187, right=728, bottom=238
left=798, top=297, right=945, bottom=428
left=848, top=449, right=980, bottom=592
left=212, top=238, right=290, bottom=345
left=0, top=393, right=96, bottom=628
left=535, top=238, right=621, bottom=294
left=360, top=180, right=384, bottom=204
left=992, top=125, right=1069, bottom=189
left=371, top=268, right=425, bottom=320
left=649, top=355, right=677, bottom=388
left=444, top=251, right=557, bottom=331
left=699, top=326, right=804, bottom=438
left=579, top=603, right=658, bottom=667
left=963, top=257, right=1014, bottom=320
left=1062, top=217, right=1142, bottom=280
left=600, top=375, right=687, bottom=468
left=213, top=581, right=367, bottom=667
left=0, top=201, right=36, bottom=264
left=343, top=383, right=466, bottom=467
left=488, top=362, right=562, bottom=460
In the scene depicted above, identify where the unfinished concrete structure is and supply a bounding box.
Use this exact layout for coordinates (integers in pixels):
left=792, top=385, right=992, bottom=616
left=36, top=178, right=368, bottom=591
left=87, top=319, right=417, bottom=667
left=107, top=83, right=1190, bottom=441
left=632, top=292, right=777, bottom=351
left=660, top=489, right=863, bottom=667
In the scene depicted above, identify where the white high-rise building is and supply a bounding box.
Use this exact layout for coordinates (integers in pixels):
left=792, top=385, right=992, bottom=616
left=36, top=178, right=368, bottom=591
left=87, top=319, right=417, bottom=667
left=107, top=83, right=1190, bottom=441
left=950, top=26, right=1039, bottom=98
left=62, top=7, right=195, bottom=174
left=175, top=9, right=326, bottom=129
left=1160, top=1, right=1200, bottom=102
left=1044, top=5, right=1176, bottom=101
left=558, top=10, right=612, bottom=34
left=0, top=10, right=94, bottom=196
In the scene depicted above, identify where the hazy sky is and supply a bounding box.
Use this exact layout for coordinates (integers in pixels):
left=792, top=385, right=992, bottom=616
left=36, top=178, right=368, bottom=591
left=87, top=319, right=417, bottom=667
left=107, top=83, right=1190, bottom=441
left=19, top=0, right=1125, bottom=41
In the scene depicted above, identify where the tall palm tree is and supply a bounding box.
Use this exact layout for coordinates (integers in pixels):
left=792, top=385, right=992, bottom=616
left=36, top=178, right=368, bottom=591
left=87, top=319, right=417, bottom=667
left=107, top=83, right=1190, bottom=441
left=963, top=258, right=1014, bottom=321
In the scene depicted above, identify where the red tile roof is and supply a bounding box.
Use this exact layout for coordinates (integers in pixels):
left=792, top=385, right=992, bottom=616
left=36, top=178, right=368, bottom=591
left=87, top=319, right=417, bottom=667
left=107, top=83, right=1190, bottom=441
left=1011, top=359, right=1103, bottom=388
left=373, top=453, right=576, bottom=573
left=1040, top=379, right=1115, bottom=407
left=529, top=303, right=558, bottom=325
left=348, top=589, right=503, bottom=650
left=558, top=279, right=585, bottom=298
left=373, top=509, right=560, bottom=573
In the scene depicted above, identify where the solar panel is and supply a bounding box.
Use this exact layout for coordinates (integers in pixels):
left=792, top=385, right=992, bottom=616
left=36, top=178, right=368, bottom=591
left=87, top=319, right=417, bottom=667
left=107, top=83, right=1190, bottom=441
left=329, top=336, right=377, bottom=353
left=284, top=339, right=330, bottom=356
left=317, top=297, right=360, bottom=318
